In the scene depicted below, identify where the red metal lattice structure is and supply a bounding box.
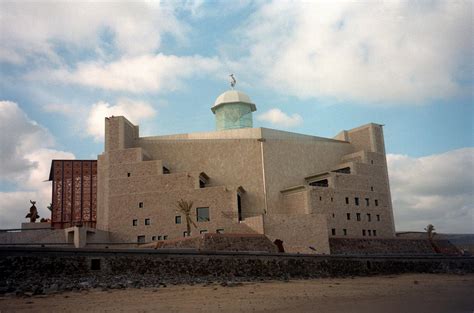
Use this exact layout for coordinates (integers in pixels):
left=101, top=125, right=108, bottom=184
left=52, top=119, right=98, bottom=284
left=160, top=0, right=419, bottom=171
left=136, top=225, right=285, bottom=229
left=49, top=160, right=97, bottom=229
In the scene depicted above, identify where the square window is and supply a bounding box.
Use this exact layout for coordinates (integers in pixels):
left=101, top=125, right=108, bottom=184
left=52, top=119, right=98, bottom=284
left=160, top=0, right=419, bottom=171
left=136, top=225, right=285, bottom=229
left=362, top=229, right=366, bottom=236
left=139, top=202, right=144, bottom=208
left=152, top=236, right=156, bottom=241
left=196, top=207, right=210, bottom=222
left=200, top=230, right=208, bottom=234
left=163, top=235, right=168, bottom=240
left=355, top=197, right=359, bottom=206
left=365, top=198, right=369, bottom=206
left=373, top=230, right=377, bottom=236
left=345, top=197, right=349, bottom=204
left=343, top=229, right=347, bottom=236
left=216, top=229, right=224, bottom=234
left=175, top=216, right=182, bottom=224
left=145, top=218, right=150, bottom=225
left=367, top=214, right=371, bottom=222
left=157, top=235, right=162, bottom=240
left=376, top=214, right=380, bottom=221
left=137, top=235, right=146, bottom=243
left=347, top=213, right=351, bottom=220
left=356, top=213, right=361, bottom=221
left=331, top=228, right=336, bottom=236
left=375, top=199, right=379, bottom=206
left=132, top=219, right=138, bottom=226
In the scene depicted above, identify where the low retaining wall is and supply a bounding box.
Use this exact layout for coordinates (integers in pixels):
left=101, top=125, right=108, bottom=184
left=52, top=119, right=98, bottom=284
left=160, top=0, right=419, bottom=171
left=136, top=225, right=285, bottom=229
left=1, top=247, right=473, bottom=294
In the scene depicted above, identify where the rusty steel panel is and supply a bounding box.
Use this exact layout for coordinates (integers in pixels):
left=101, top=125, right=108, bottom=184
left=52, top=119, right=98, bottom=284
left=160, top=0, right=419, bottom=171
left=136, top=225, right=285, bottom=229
left=50, top=160, right=97, bottom=229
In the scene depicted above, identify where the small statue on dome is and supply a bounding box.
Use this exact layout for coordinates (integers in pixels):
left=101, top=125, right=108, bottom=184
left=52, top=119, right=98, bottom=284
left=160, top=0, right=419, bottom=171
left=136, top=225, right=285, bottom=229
left=25, top=200, right=40, bottom=223
left=229, top=73, right=236, bottom=89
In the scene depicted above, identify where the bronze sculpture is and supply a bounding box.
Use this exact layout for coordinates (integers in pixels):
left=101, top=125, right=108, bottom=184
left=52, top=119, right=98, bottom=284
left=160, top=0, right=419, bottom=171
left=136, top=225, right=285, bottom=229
left=25, top=200, right=40, bottom=223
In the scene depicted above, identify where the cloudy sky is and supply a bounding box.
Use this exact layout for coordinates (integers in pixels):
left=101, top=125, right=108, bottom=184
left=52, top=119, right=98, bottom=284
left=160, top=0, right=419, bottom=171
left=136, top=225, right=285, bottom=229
left=0, top=1, right=472, bottom=233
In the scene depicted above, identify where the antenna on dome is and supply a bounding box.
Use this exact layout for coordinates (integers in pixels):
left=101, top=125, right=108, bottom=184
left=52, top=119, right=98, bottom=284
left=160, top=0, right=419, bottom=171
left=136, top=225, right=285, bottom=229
left=229, top=74, right=236, bottom=89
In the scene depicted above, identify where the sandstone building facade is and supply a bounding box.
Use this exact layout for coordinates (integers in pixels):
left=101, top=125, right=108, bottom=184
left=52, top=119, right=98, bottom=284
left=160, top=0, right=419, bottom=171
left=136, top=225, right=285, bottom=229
left=95, top=90, right=396, bottom=253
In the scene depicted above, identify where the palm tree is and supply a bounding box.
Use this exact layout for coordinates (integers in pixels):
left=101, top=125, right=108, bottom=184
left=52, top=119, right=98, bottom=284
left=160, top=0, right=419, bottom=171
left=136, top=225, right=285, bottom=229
left=424, top=224, right=440, bottom=253
left=176, top=199, right=197, bottom=237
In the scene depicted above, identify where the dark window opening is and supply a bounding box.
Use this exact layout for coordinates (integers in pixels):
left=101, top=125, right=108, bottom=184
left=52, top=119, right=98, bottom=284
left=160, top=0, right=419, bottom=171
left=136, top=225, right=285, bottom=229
left=343, top=229, right=347, bottom=236
left=373, top=230, right=377, bottom=236
left=319, top=196, right=322, bottom=201
left=237, top=194, right=242, bottom=222
left=367, top=214, right=371, bottom=222
left=196, top=207, right=210, bottom=222
left=362, top=229, right=366, bottom=236
left=163, top=235, right=168, bottom=240
left=347, top=213, right=351, bottom=220
left=370, top=186, right=374, bottom=191
left=371, top=160, right=374, bottom=164
left=310, top=179, right=329, bottom=187
left=331, top=197, right=333, bottom=202
left=199, top=179, right=206, bottom=188
left=139, top=202, right=143, bottom=208
left=137, top=235, right=146, bottom=243
left=152, top=236, right=156, bottom=241
left=376, top=214, right=380, bottom=221
left=332, top=167, right=351, bottom=174
left=365, top=198, right=369, bottom=206
left=163, top=167, right=170, bottom=174
left=331, top=228, right=336, bottom=236
left=355, top=197, right=359, bottom=206
left=175, top=216, right=182, bottom=224
left=345, top=197, right=349, bottom=204
left=332, top=213, right=335, bottom=218
left=90, top=259, right=101, bottom=271
left=356, top=213, right=361, bottom=221
left=132, top=219, right=137, bottom=226
left=368, top=230, right=372, bottom=236
left=375, top=199, right=379, bottom=206
left=127, top=172, right=131, bottom=177
left=145, top=218, right=150, bottom=225
left=157, top=235, right=162, bottom=240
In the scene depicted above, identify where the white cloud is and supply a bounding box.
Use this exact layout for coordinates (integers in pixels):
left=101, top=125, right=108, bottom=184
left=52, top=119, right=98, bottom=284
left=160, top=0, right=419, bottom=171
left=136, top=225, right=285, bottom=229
left=0, top=2, right=186, bottom=64
left=239, top=1, right=472, bottom=104
left=0, top=101, right=75, bottom=229
left=388, top=148, right=474, bottom=233
left=86, top=99, right=157, bottom=141
left=257, top=108, right=303, bottom=128
left=29, top=53, right=223, bottom=93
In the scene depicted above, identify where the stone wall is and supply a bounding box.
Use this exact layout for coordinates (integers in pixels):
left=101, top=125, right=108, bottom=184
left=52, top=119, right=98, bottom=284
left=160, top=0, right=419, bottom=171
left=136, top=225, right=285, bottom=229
left=1, top=247, right=473, bottom=294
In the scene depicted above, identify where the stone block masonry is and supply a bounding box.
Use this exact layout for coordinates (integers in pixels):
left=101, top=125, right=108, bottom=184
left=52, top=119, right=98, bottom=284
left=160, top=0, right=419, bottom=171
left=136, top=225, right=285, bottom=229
left=1, top=247, right=473, bottom=295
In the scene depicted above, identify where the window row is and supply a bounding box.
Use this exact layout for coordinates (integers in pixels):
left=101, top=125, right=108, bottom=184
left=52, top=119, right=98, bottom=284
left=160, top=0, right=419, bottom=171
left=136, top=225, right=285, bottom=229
left=345, top=197, right=379, bottom=207
left=345, top=213, right=381, bottom=222
left=151, top=235, right=168, bottom=241
left=183, top=229, right=225, bottom=237
left=132, top=218, right=151, bottom=226
left=331, top=228, right=378, bottom=237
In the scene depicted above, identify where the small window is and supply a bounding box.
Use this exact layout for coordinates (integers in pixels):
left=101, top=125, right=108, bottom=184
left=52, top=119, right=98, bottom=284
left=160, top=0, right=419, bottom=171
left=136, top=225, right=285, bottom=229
left=132, top=219, right=138, bottom=226
left=362, top=229, right=366, bottom=236
left=139, top=202, right=144, bottom=208
left=332, top=213, right=335, bottom=218
left=370, top=186, right=374, bottom=191
left=373, top=230, right=377, bottom=236
left=310, top=179, right=328, bottom=187
left=345, top=197, right=349, bottom=204
left=355, top=197, right=359, bottom=206
left=365, top=198, right=369, bottom=206
left=331, top=197, right=333, bottom=202
left=216, top=229, right=224, bottom=234
left=356, top=213, right=361, bottom=221
left=371, top=160, right=374, bottom=164
left=367, top=214, right=371, bottom=222
left=175, top=216, right=182, bottom=224
left=145, top=218, right=150, bottom=225
left=163, top=167, right=170, bottom=174
left=375, top=199, right=379, bottom=206
left=137, top=235, right=146, bottom=243
left=151, top=236, right=156, bottom=241
left=376, top=214, right=380, bottom=221
left=346, top=213, right=351, bottom=220
left=183, top=231, right=190, bottom=237
left=368, top=230, right=372, bottom=236
left=200, top=230, right=208, bottom=234
left=319, top=196, right=322, bottom=201
left=331, top=228, right=336, bottom=236
left=127, top=172, right=131, bottom=177
left=199, top=179, right=206, bottom=188
left=157, top=235, right=162, bottom=240
left=196, top=207, right=210, bottom=222
left=163, top=235, right=168, bottom=240
left=343, top=229, right=347, bottom=236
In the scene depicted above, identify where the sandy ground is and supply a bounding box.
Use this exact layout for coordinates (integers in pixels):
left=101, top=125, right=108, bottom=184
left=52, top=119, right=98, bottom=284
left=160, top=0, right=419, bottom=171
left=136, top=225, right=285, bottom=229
left=0, top=274, right=473, bottom=313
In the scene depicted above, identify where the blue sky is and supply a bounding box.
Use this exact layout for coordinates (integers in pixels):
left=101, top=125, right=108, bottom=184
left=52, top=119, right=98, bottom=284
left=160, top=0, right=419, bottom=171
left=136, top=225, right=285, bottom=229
left=0, top=1, right=472, bottom=232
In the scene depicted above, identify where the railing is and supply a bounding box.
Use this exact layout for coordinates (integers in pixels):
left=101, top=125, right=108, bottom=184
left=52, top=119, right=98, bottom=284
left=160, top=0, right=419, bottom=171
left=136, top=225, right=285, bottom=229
left=0, top=228, right=55, bottom=233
